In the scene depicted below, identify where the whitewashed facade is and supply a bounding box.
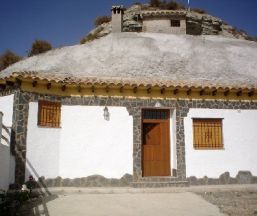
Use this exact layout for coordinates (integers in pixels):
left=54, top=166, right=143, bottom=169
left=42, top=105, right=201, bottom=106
left=25, top=103, right=133, bottom=179
left=0, top=95, right=15, bottom=190
left=185, top=108, right=257, bottom=177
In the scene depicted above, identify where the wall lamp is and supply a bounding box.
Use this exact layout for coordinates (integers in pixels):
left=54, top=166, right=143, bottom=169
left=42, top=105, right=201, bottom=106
left=103, top=106, right=110, bottom=121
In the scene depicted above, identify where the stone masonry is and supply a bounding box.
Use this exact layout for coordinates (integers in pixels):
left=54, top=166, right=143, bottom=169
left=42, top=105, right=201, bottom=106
left=5, top=90, right=257, bottom=187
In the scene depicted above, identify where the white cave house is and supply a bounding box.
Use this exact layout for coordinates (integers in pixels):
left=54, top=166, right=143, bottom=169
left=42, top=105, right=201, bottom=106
left=1, top=6, right=257, bottom=189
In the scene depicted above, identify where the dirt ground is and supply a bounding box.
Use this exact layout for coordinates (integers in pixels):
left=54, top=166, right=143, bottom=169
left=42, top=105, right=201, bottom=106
left=196, top=190, right=257, bottom=216
left=15, top=185, right=257, bottom=216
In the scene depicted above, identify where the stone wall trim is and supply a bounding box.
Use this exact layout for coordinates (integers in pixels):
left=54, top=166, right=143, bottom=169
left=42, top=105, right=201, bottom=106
left=9, top=90, right=257, bottom=187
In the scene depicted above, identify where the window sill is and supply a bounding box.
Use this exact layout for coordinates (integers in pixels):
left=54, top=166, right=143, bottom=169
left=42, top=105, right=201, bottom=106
left=193, top=147, right=225, bottom=150
left=37, top=126, right=62, bottom=129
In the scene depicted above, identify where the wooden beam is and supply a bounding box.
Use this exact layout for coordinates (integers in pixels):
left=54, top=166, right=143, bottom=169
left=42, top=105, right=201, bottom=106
left=15, top=78, right=22, bottom=87
left=47, top=83, right=52, bottom=90
left=187, top=88, right=192, bottom=96
left=236, top=90, right=242, bottom=97
left=6, top=81, right=14, bottom=87
left=160, top=88, right=165, bottom=94
left=248, top=90, right=254, bottom=97
left=105, top=86, right=110, bottom=93
left=119, top=86, right=124, bottom=93
left=133, top=86, right=138, bottom=94
left=147, top=86, right=151, bottom=94
left=173, top=89, right=178, bottom=95
left=0, top=84, right=6, bottom=90
left=77, top=85, right=82, bottom=92
left=199, top=89, right=205, bottom=96
left=224, top=89, right=230, bottom=96
left=32, top=80, right=38, bottom=87
left=91, top=86, right=95, bottom=93
left=212, top=89, right=217, bottom=96
left=61, top=85, right=66, bottom=92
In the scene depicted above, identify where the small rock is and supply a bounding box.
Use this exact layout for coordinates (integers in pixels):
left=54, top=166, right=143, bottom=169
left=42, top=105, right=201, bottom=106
left=219, top=172, right=231, bottom=184
left=236, top=171, right=252, bottom=184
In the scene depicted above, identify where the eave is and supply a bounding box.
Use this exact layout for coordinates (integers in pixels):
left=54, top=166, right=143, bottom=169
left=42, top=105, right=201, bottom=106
left=1, top=77, right=257, bottom=101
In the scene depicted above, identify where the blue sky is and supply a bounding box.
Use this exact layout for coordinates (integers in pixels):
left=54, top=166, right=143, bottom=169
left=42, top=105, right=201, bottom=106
left=0, top=0, right=257, bottom=56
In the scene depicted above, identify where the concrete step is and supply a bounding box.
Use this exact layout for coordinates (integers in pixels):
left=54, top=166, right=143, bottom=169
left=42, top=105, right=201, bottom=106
left=136, top=176, right=180, bottom=182
left=132, top=181, right=189, bottom=188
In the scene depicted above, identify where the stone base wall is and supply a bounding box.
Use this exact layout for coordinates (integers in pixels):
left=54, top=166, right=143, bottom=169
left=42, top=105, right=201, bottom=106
left=19, top=171, right=257, bottom=188
left=187, top=171, right=257, bottom=186
left=32, top=174, right=132, bottom=188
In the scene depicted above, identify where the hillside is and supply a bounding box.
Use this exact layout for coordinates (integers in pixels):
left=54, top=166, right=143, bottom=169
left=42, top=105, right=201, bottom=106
left=81, top=4, right=248, bottom=44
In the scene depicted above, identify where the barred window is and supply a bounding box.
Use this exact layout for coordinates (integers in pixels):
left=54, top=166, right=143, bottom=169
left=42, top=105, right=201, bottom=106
left=192, top=118, right=223, bottom=149
left=38, top=101, right=61, bottom=128
left=170, top=20, right=180, bottom=27
left=142, top=109, right=169, bottom=120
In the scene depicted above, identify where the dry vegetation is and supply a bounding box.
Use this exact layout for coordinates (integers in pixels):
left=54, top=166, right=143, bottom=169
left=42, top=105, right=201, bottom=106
left=94, top=16, right=111, bottom=27
left=0, top=50, right=22, bottom=71
left=246, top=36, right=257, bottom=42
left=80, top=26, right=104, bottom=44
left=191, top=8, right=206, bottom=14
left=0, top=40, right=53, bottom=71
left=28, top=40, right=52, bottom=57
left=149, top=0, right=185, bottom=10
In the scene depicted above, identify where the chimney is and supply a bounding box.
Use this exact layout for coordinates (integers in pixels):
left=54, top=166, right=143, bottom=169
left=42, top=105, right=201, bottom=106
left=111, top=5, right=124, bottom=33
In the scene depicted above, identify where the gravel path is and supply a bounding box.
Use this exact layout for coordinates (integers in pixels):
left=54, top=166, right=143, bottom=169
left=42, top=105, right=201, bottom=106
left=196, top=190, right=257, bottom=216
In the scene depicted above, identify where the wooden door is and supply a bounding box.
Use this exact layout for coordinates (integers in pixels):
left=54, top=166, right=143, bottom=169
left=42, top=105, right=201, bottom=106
left=142, top=109, right=171, bottom=177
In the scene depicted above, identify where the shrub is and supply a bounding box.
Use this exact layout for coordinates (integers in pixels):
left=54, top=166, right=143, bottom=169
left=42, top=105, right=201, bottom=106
left=28, top=40, right=52, bottom=57
left=0, top=189, right=30, bottom=215
left=163, top=1, right=185, bottom=10
left=94, top=16, right=111, bottom=27
left=0, top=50, right=21, bottom=71
left=80, top=27, right=104, bottom=44
left=246, top=36, right=257, bottom=42
left=149, top=0, right=185, bottom=10
left=80, top=33, right=99, bottom=44
left=150, top=0, right=161, bottom=7
left=192, top=8, right=206, bottom=14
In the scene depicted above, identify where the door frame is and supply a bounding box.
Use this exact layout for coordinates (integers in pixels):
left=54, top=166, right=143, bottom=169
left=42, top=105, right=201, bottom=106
left=141, top=108, right=171, bottom=177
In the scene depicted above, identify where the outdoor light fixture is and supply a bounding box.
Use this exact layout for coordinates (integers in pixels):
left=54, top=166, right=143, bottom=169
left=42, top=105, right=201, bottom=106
left=103, top=106, right=110, bottom=121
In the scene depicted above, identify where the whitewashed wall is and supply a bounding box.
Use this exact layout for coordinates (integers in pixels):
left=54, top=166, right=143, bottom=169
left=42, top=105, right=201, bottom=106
left=26, top=103, right=133, bottom=180
left=0, top=95, right=14, bottom=126
left=0, top=94, right=15, bottom=190
left=142, top=18, right=186, bottom=34
left=185, top=108, right=257, bottom=178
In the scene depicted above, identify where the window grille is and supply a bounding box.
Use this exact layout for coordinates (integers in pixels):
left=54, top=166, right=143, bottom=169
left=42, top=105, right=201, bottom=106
left=142, top=109, right=169, bottom=120
left=38, top=101, right=61, bottom=128
left=170, top=20, right=180, bottom=27
left=193, top=118, right=223, bottom=149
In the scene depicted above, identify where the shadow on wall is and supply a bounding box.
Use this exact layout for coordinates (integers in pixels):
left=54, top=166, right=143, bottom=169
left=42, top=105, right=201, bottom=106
left=0, top=126, right=15, bottom=190
left=10, top=157, right=58, bottom=216
left=23, top=159, right=58, bottom=216
left=0, top=144, right=12, bottom=189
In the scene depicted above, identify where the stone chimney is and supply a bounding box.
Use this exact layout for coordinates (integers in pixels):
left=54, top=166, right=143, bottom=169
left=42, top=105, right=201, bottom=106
left=111, top=5, right=124, bottom=33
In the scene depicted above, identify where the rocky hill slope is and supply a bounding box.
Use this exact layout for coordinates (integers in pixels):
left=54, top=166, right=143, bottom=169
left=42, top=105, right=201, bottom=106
left=81, top=4, right=248, bottom=43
